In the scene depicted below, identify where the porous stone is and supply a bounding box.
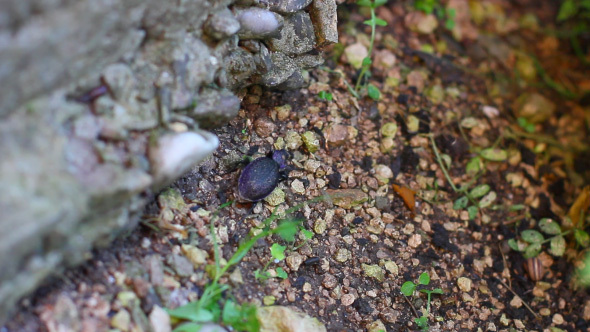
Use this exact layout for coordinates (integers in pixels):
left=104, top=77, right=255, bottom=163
left=268, top=12, right=316, bottom=55
left=187, top=88, right=241, bottom=128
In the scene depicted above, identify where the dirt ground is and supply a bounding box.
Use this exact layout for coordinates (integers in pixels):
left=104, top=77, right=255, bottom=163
left=4, top=0, right=590, bottom=331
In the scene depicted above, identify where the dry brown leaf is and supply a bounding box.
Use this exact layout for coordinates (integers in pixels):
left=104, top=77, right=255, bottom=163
left=568, top=186, right=590, bottom=228
left=392, top=183, right=416, bottom=214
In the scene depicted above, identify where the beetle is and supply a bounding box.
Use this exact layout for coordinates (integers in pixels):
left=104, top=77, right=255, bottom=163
left=236, top=149, right=289, bottom=202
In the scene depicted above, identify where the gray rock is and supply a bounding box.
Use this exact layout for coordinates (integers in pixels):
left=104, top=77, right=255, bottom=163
left=188, top=88, right=241, bottom=128
left=309, top=0, right=338, bottom=47
left=261, top=52, right=298, bottom=88
left=0, top=0, right=336, bottom=324
left=275, top=70, right=305, bottom=90
left=166, top=255, right=194, bottom=277
left=204, top=8, right=241, bottom=40
left=259, top=0, right=313, bottom=14
left=236, top=7, right=283, bottom=39
left=221, top=47, right=258, bottom=90
left=294, top=52, right=325, bottom=69
left=268, top=11, right=316, bottom=55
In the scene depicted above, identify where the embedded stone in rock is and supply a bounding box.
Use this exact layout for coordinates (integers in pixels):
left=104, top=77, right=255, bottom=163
left=275, top=70, right=305, bottom=91
left=261, top=52, right=298, bottom=88
left=259, top=0, right=313, bottom=14
left=294, top=52, right=325, bottom=69
left=221, top=48, right=258, bottom=90
left=188, top=89, right=241, bottom=128
left=309, top=0, right=338, bottom=47
left=236, top=8, right=283, bottom=39
left=149, top=130, right=219, bottom=186
left=102, top=63, right=136, bottom=102
left=204, top=9, right=241, bottom=40
left=268, top=12, right=316, bottom=55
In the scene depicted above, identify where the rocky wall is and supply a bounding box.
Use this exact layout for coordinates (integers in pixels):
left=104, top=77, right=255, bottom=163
left=0, top=0, right=337, bottom=323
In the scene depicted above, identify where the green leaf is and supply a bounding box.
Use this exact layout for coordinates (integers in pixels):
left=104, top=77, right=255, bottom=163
left=523, top=242, right=542, bottom=258
left=367, top=84, right=381, bottom=100
left=172, top=322, right=205, bottom=332
left=275, top=221, right=300, bottom=242
left=166, top=302, right=214, bottom=322
left=276, top=267, right=288, bottom=279
left=453, top=196, right=469, bottom=210
left=415, top=316, right=428, bottom=328
left=446, top=8, right=456, bottom=19
left=550, top=236, right=566, bottom=256
left=357, top=0, right=372, bottom=7
left=445, top=18, right=455, bottom=30
left=222, top=301, right=260, bottom=332
left=362, top=57, right=372, bottom=67
left=467, top=206, right=478, bottom=220
left=401, top=281, right=416, bottom=296
left=470, top=184, right=490, bottom=198
left=557, top=0, right=578, bottom=21
left=318, top=91, right=333, bottom=101
left=478, top=191, right=497, bottom=209
left=301, top=229, right=314, bottom=240
left=480, top=148, right=508, bottom=161
left=575, top=229, right=590, bottom=247
left=508, top=238, right=526, bottom=252
left=373, top=0, right=388, bottom=7
left=521, top=229, right=544, bottom=243
left=431, top=288, right=444, bottom=294
left=466, top=157, right=481, bottom=175
left=270, top=243, right=286, bottom=261
left=418, top=272, right=430, bottom=285
left=538, top=218, right=561, bottom=235
left=375, top=18, right=388, bottom=26
left=509, top=204, right=526, bottom=211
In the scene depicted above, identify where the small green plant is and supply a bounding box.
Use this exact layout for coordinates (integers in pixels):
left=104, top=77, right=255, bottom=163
left=317, top=91, right=333, bottom=101
left=555, top=0, right=590, bottom=66
left=322, top=0, right=387, bottom=100
left=166, top=198, right=322, bottom=332
left=255, top=224, right=315, bottom=281
left=354, top=0, right=388, bottom=101
left=414, top=0, right=456, bottom=30
left=517, top=117, right=536, bottom=133
left=508, top=217, right=590, bottom=258
left=429, top=134, right=505, bottom=220
left=400, top=272, right=443, bottom=331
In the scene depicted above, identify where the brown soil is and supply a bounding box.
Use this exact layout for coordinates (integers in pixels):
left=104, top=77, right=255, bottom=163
left=4, top=1, right=590, bottom=331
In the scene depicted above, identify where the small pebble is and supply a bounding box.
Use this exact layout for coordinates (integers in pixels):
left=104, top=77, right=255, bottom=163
left=408, top=234, right=422, bottom=248
left=457, top=277, right=472, bottom=292
left=322, top=274, right=338, bottom=289
left=286, top=253, right=304, bottom=271
left=291, top=179, right=305, bottom=194
left=362, top=264, right=385, bottom=282
left=334, top=249, right=351, bottom=263
left=341, top=293, right=356, bottom=306
left=552, top=313, right=564, bottom=325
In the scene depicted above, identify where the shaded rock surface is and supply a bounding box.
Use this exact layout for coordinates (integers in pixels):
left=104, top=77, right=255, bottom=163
left=0, top=0, right=337, bottom=323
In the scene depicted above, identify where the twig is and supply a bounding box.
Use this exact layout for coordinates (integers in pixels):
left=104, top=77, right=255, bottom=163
left=494, top=277, right=539, bottom=319
left=402, top=294, right=420, bottom=319
left=497, top=244, right=511, bottom=289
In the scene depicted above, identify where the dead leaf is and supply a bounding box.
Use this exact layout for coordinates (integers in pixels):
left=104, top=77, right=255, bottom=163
left=568, top=186, right=590, bottom=228
left=392, top=184, right=416, bottom=215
